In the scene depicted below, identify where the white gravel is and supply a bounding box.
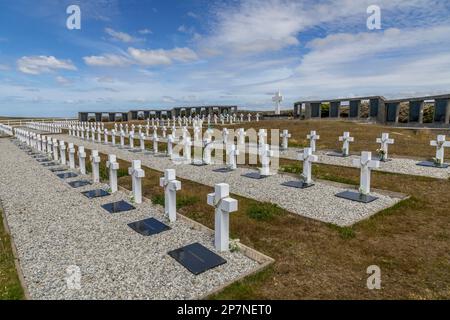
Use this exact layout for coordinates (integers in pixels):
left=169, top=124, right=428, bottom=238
left=61, top=134, right=403, bottom=226
left=281, top=148, right=450, bottom=179
left=0, top=138, right=261, bottom=300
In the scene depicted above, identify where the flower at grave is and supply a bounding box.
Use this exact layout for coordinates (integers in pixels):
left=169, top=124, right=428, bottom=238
left=229, top=239, right=240, bottom=253
left=299, top=173, right=307, bottom=182
left=358, top=186, right=365, bottom=195
left=432, top=157, right=441, bottom=165
left=376, top=148, right=386, bottom=160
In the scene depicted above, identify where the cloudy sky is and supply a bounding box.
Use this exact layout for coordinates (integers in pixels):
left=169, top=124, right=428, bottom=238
left=1, top=0, right=450, bottom=117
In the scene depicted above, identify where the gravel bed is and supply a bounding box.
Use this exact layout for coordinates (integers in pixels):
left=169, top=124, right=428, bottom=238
left=0, top=139, right=260, bottom=300
left=61, top=135, right=402, bottom=226
left=281, top=148, right=450, bottom=179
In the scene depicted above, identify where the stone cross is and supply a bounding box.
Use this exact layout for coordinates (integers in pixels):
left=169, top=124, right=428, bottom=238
left=376, top=133, right=394, bottom=160
left=256, top=113, right=260, bottom=122
left=222, top=128, right=229, bottom=145
left=129, top=131, right=135, bottom=149
left=240, top=114, right=244, bottom=122
left=272, top=90, right=283, bottom=115
left=247, top=113, right=251, bottom=122
left=167, top=134, right=174, bottom=157
left=207, top=183, right=238, bottom=252
left=298, top=147, right=318, bottom=184
left=97, top=127, right=102, bottom=143
left=78, top=146, right=87, bottom=174
left=183, top=137, right=192, bottom=162
left=68, top=143, right=75, bottom=169
left=120, top=130, right=125, bottom=147
left=159, top=169, right=181, bottom=222
left=258, top=129, right=267, bottom=146
left=152, top=131, right=159, bottom=153
left=139, top=133, right=146, bottom=151
left=430, top=135, right=450, bottom=165
left=307, top=130, right=320, bottom=152
left=106, top=154, right=119, bottom=193
left=59, top=141, right=66, bottom=165
left=80, top=127, right=85, bottom=140
left=259, top=144, right=273, bottom=176
left=353, top=151, right=380, bottom=195
left=227, top=144, right=240, bottom=170
left=111, top=129, right=116, bottom=146
left=91, top=127, right=96, bottom=143
left=237, top=128, right=246, bottom=146
left=104, top=129, right=109, bottom=144
left=339, top=132, right=354, bottom=156
left=194, top=126, right=201, bottom=142
left=128, top=160, right=145, bottom=204
left=52, top=138, right=59, bottom=161
left=280, top=129, right=291, bottom=150
left=90, top=150, right=101, bottom=183
left=203, top=138, right=213, bottom=165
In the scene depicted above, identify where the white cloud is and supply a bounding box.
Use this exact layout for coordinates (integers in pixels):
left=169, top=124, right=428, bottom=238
left=0, top=64, right=10, bottom=71
left=17, top=56, right=76, bottom=75
left=55, top=76, right=72, bottom=85
left=83, top=54, right=131, bottom=67
left=187, top=11, right=198, bottom=19
left=128, top=47, right=198, bottom=65
left=105, top=27, right=140, bottom=43
left=138, top=28, right=152, bottom=35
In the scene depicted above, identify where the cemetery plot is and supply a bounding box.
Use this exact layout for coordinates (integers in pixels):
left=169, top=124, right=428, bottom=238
left=67, top=180, right=92, bottom=188
left=60, top=134, right=405, bottom=226
left=57, top=172, right=78, bottom=179
left=82, top=189, right=111, bottom=199
left=0, top=139, right=266, bottom=299
left=101, top=200, right=135, bottom=213
left=127, top=217, right=171, bottom=236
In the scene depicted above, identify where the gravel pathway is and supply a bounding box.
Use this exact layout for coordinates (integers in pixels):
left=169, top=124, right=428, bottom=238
left=61, top=134, right=403, bottom=226
left=281, top=148, right=450, bottom=179
left=0, top=139, right=261, bottom=300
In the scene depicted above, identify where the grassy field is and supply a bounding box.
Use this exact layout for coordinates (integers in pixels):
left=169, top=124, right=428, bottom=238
left=0, top=208, right=25, bottom=300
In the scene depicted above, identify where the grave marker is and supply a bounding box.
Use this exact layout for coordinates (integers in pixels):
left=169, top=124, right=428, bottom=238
left=106, top=154, right=119, bottom=193
left=159, top=169, right=181, bottom=222
left=128, top=160, right=145, bottom=204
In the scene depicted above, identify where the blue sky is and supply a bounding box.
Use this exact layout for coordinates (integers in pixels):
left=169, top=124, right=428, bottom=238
left=1, top=0, right=450, bottom=117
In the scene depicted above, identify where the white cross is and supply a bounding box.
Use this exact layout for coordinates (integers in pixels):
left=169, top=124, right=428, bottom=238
left=339, top=132, right=354, bottom=156
left=52, top=139, right=59, bottom=161
left=258, top=129, right=267, bottom=145
left=298, top=147, right=318, bottom=184
left=280, top=129, right=291, bottom=150
left=227, top=144, right=240, bottom=170
left=272, top=90, right=283, bottom=115
left=207, top=183, right=238, bottom=252
left=129, top=131, right=135, bottom=148
left=106, top=154, right=119, bottom=193
left=306, top=130, right=320, bottom=152
left=256, top=113, right=260, bottom=121
left=120, top=130, right=125, bottom=147
left=353, top=151, right=380, bottom=195
left=152, top=131, right=159, bottom=153
left=430, top=135, right=450, bottom=165
left=111, top=129, right=116, bottom=146
left=80, top=127, right=85, bottom=140
left=97, top=127, right=102, bottom=143
left=194, top=126, right=201, bottom=142
left=104, top=129, right=109, bottom=144
left=128, top=160, right=145, bottom=204
left=376, top=133, right=394, bottom=160
left=78, top=146, right=87, bottom=174
left=159, top=169, right=181, bottom=222
left=222, top=128, right=229, bottom=145
left=237, top=128, right=246, bottom=145
left=90, top=150, right=101, bottom=183
left=259, top=144, right=274, bottom=176
left=139, top=133, right=146, bottom=151
left=162, top=126, right=167, bottom=138
left=91, top=127, right=96, bottom=142
left=167, top=134, right=174, bottom=157
left=183, top=137, right=192, bottom=162
left=203, top=138, right=214, bottom=165
left=59, top=141, right=66, bottom=165
left=68, top=143, right=75, bottom=169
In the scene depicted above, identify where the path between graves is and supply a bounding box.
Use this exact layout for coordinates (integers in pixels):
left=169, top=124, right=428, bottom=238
left=0, top=139, right=261, bottom=299
left=61, top=134, right=402, bottom=226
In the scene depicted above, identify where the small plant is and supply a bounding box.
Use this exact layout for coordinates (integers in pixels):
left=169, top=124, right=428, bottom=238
left=151, top=194, right=165, bottom=206
left=432, top=157, right=442, bottom=166
left=106, top=187, right=112, bottom=193
left=177, top=195, right=200, bottom=209
left=376, top=148, right=386, bottom=161
left=229, top=239, right=240, bottom=253
left=246, top=202, right=284, bottom=221
left=129, top=194, right=135, bottom=203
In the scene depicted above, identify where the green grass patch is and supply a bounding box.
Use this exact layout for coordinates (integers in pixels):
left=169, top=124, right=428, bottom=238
left=177, top=195, right=200, bottom=209
left=151, top=194, right=165, bottom=206
left=0, top=210, right=25, bottom=300
left=327, top=224, right=356, bottom=239
left=246, top=202, right=285, bottom=221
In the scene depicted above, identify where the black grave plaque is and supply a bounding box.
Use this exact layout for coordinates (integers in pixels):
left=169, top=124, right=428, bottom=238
left=81, top=189, right=111, bottom=199
left=101, top=200, right=135, bottom=213
left=281, top=180, right=314, bottom=189
left=241, top=172, right=268, bottom=179
left=128, top=217, right=171, bottom=236
left=68, top=180, right=91, bottom=188
left=416, top=161, right=449, bottom=169
left=168, top=242, right=227, bottom=275
left=57, top=172, right=78, bottom=179
left=335, top=190, right=378, bottom=203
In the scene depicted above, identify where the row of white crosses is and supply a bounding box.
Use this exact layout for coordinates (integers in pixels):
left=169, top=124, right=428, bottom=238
left=0, top=123, right=13, bottom=135
left=26, top=121, right=62, bottom=133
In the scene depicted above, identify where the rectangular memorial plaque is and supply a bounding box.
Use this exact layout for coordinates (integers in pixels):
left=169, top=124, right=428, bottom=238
left=42, top=162, right=58, bottom=167
left=326, top=151, right=349, bottom=158
left=335, top=190, right=378, bottom=203
left=168, top=242, right=227, bottom=275
left=49, top=167, right=68, bottom=172
left=241, top=172, right=268, bottom=179
left=213, top=167, right=233, bottom=173
left=416, top=161, right=449, bottom=169
left=101, top=200, right=135, bottom=213
left=68, top=180, right=91, bottom=188
left=81, top=189, right=111, bottom=199
left=128, top=217, right=171, bottom=236
left=281, top=180, right=314, bottom=189
left=191, top=160, right=207, bottom=166
left=57, top=172, right=78, bottom=179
